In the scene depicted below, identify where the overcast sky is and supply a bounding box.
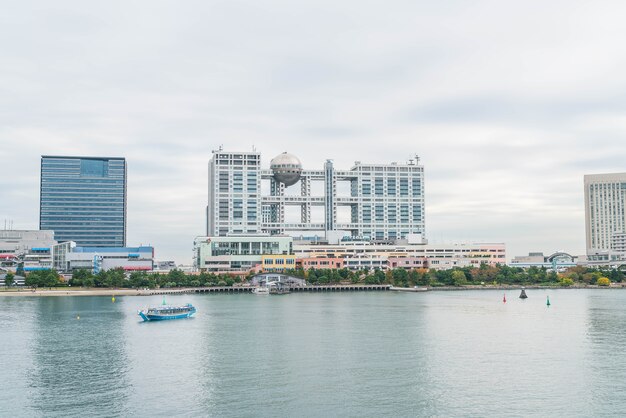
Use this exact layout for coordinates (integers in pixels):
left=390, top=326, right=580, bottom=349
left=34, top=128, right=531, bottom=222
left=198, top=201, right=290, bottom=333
left=2, top=1, right=626, bottom=263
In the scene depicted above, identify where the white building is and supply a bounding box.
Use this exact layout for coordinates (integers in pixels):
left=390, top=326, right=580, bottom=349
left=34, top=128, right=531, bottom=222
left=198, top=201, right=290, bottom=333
left=584, top=173, right=626, bottom=254
left=194, top=235, right=293, bottom=272
left=0, top=229, right=56, bottom=272
left=510, top=252, right=578, bottom=270
left=207, top=149, right=425, bottom=241
left=52, top=243, right=154, bottom=273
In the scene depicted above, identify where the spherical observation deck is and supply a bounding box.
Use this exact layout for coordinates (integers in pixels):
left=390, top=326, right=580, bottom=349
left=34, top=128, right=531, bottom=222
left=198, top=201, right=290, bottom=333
left=270, top=152, right=302, bottom=186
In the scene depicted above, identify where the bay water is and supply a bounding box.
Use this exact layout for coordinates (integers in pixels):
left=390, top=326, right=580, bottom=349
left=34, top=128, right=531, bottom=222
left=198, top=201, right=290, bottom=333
left=1, top=289, right=625, bottom=417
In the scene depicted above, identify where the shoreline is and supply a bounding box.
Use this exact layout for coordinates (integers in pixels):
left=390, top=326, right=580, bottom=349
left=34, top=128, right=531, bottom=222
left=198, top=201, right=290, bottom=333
left=0, top=283, right=623, bottom=297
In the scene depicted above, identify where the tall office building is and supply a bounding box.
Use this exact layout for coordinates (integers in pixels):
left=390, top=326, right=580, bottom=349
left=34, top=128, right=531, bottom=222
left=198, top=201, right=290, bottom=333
left=40, top=156, right=127, bottom=247
left=207, top=149, right=425, bottom=240
left=584, top=173, right=626, bottom=253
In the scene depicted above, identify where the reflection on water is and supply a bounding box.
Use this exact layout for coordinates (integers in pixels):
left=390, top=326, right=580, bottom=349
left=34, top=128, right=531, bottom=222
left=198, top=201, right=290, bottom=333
left=0, top=298, right=36, bottom=415
left=28, top=297, right=130, bottom=417
left=3, top=290, right=626, bottom=417
left=586, top=292, right=626, bottom=411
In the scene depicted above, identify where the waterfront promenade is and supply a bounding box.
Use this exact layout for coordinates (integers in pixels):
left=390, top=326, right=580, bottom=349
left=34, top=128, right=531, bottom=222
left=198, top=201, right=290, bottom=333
left=0, top=284, right=392, bottom=296
left=1, top=283, right=623, bottom=297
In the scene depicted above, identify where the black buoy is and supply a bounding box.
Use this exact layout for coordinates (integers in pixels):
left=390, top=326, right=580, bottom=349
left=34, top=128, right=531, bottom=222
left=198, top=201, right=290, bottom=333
left=519, top=288, right=528, bottom=299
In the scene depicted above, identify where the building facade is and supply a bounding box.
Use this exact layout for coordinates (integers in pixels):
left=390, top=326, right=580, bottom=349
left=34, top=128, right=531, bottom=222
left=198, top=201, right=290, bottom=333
left=194, top=235, right=293, bottom=272
left=509, top=252, right=578, bottom=271
left=584, top=173, right=626, bottom=253
left=0, top=230, right=57, bottom=272
left=40, top=156, right=127, bottom=247
left=52, top=243, right=153, bottom=273
left=207, top=149, right=425, bottom=241
left=293, top=241, right=505, bottom=270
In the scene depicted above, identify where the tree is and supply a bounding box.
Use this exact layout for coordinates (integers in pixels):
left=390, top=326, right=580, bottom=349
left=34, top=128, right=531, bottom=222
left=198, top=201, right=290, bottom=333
left=43, top=270, right=61, bottom=288
left=105, top=268, right=126, bottom=288
left=4, top=272, right=15, bottom=287
left=597, top=277, right=610, bottom=286
left=451, top=270, right=468, bottom=286
left=392, top=269, right=409, bottom=287
left=70, top=269, right=93, bottom=287
left=25, top=271, right=39, bottom=289
left=558, top=276, right=574, bottom=287
left=129, top=271, right=150, bottom=288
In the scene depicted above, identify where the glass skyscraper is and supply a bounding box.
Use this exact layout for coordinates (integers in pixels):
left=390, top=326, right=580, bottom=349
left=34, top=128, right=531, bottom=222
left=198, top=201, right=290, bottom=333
left=40, top=156, right=127, bottom=247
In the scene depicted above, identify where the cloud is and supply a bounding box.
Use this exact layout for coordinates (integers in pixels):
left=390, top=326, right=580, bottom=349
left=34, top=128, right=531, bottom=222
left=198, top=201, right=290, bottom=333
left=2, top=0, right=626, bottom=262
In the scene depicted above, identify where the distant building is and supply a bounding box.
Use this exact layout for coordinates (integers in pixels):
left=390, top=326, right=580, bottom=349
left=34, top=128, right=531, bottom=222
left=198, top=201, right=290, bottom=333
left=40, top=155, right=127, bottom=247
left=259, top=254, right=297, bottom=273
left=0, top=229, right=56, bottom=272
left=194, top=235, right=293, bottom=273
left=52, top=242, right=153, bottom=273
left=293, top=241, right=505, bottom=269
left=298, top=257, right=345, bottom=270
left=584, top=173, right=626, bottom=254
left=207, top=149, right=425, bottom=241
left=509, top=252, right=578, bottom=270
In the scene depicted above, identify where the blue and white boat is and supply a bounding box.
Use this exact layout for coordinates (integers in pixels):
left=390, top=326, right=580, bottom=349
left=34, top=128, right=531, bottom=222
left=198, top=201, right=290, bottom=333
left=138, top=303, right=196, bottom=321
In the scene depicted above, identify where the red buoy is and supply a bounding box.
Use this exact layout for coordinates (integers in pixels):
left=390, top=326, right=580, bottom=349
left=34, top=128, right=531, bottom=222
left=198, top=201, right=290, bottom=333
left=503, top=293, right=506, bottom=303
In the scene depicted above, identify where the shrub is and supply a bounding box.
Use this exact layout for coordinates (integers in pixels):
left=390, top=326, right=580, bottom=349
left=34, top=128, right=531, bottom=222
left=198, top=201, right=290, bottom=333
left=559, top=277, right=574, bottom=287
left=597, top=277, right=610, bottom=286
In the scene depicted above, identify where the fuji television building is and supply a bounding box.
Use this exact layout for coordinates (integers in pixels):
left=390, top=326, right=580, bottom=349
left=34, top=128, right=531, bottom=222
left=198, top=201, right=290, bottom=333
left=206, top=149, right=425, bottom=241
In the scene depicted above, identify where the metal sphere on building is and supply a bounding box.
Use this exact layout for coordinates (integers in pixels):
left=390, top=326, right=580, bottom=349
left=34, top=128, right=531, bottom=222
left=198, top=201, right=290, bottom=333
left=270, top=152, right=302, bottom=186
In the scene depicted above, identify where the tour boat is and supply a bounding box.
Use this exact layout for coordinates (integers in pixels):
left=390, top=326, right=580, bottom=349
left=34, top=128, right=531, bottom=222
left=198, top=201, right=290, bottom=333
left=252, top=287, right=269, bottom=295
left=138, top=303, right=196, bottom=321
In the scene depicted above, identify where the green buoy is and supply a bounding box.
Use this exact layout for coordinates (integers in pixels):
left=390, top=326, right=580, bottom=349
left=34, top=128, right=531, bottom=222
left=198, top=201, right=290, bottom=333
left=546, top=295, right=551, bottom=307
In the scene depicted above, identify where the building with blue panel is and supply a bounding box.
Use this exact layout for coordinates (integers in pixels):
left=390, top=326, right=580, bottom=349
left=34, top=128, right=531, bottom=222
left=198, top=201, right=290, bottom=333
left=40, top=156, right=127, bottom=247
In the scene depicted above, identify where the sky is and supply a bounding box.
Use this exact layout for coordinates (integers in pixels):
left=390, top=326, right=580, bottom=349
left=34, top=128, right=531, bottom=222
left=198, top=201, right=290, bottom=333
left=2, top=0, right=626, bottom=264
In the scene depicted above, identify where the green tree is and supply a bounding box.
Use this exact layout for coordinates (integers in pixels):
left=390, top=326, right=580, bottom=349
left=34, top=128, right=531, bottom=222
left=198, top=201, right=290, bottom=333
left=392, top=269, right=409, bottom=287
left=129, top=271, right=150, bottom=288
left=25, top=271, right=40, bottom=289
left=107, top=268, right=126, bottom=288
left=70, top=269, right=93, bottom=287
left=43, top=270, right=61, bottom=288
left=451, top=270, right=468, bottom=286
left=94, top=270, right=108, bottom=287
left=4, top=272, right=15, bottom=287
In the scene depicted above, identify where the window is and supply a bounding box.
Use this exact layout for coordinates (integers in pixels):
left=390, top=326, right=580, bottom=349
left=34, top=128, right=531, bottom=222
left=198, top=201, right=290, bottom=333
left=80, top=159, right=106, bottom=177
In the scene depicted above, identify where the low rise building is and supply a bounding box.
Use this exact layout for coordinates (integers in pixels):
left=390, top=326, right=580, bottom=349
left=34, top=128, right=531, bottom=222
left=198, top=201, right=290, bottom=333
left=52, top=243, right=154, bottom=273
left=0, top=230, right=57, bottom=272
left=387, top=256, right=428, bottom=270
left=297, top=257, right=345, bottom=270
left=343, top=254, right=389, bottom=271
left=293, top=241, right=505, bottom=269
left=509, top=252, right=578, bottom=271
left=194, top=235, right=293, bottom=272
left=259, top=254, right=297, bottom=273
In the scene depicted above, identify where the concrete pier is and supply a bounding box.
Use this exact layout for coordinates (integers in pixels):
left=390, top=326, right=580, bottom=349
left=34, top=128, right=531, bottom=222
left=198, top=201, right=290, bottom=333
left=143, top=285, right=392, bottom=295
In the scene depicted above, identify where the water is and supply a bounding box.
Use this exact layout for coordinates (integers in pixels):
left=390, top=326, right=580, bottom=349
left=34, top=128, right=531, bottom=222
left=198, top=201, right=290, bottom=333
left=2, top=289, right=626, bottom=417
